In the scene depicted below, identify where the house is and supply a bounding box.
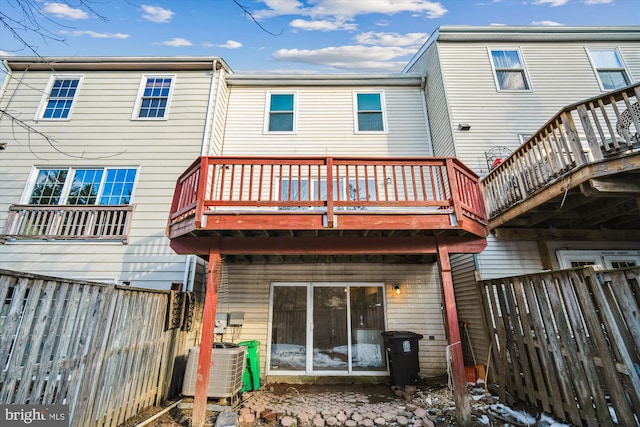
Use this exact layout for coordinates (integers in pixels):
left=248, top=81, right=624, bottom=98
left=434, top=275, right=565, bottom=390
left=0, top=57, right=233, bottom=292
left=403, top=25, right=640, bottom=371
left=2, top=24, right=638, bottom=425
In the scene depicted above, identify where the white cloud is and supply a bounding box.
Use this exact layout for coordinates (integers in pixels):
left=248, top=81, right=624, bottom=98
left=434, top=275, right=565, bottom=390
left=141, top=5, right=175, bottom=23
left=490, top=23, right=506, bottom=26
left=0, top=50, right=15, bottom=56
left=162, top=38, right=192, bottom=47
left=43, top=2, right=89, bottom=20
left=290, top=19, right=358, bottom=31
left=254, top=0, right=447, bottom=20
left=273, top=45, right=416, bottom=71
left=203, top=40, right=243, bottom=49
left=66, top=30, right=130, bottom=39
left=584, top=0, right=613, bottom=3
left=532, top=0, right=569, bottom=6
left=531, top=20, right=563, bottom=26
left=354, top=32, right=427, bottom=48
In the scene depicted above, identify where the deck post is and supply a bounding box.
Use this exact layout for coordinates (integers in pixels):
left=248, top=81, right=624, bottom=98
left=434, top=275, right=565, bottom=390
left=192, top=249, right=222, bottom=427
left=437, top=242, right=471, bottom=426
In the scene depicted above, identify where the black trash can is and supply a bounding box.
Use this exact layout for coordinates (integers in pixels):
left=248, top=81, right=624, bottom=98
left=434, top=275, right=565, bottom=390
left=381, top=331, right=423, bottom=387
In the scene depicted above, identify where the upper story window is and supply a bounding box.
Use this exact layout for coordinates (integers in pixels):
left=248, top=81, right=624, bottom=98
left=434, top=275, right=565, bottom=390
left=28, top=167, right=138, bottom=206
left=587, top=49, right=630, bottom=91
left=133, top=75, right=175, bottom=119
left=266, top=93, right=296, bottom=132
left=489, top=49, right=531, bottom=91
left=354, top=92, right=387, bottom=133
left=38, top=76, right=82, bottom=120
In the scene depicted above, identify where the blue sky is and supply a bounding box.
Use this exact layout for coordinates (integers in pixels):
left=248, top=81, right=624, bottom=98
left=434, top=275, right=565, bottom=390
left=1, top=0, right=639, bottom=74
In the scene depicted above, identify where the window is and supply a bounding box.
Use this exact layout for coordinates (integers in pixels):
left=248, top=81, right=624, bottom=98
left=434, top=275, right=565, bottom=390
left=587, top=49, right=630, bottom=91
left=490, top=49, right=530, bottom=91
left=27, top=167, right=137, bottom=206
left=39, top=76, right=82, bottom=119
left=133, top=76, right=174, bottom=119
left=266, top=93, right=296, bottom=132
left=354, top=92, right=386, bottom=132
left=557, top=250, right=640, bottom=269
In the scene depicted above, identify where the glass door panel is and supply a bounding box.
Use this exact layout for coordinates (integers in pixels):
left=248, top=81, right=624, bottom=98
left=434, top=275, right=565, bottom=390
left=350, top=286, right=386, bottom=371
left=270, top=285, right=307, bottom=371
left=312, top=286, right=348, bottom=371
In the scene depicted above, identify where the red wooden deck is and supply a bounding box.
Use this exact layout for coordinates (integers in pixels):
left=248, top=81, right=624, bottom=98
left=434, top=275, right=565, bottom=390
left=167, top=156, right=489, bottom=257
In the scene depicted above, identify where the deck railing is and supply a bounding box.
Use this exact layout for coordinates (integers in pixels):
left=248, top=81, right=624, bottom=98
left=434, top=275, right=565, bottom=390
left=169, top=156, right=487, bottom=231
left=482, top=84, right=640, bottom=218
left=1, top=205, right=134, bottom=243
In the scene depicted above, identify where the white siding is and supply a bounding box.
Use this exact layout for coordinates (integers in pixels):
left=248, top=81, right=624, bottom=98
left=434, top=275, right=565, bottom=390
left=433, top=40, right=640, bottom=175
left=0, top=67, right=215, bottom=290
left=222, top=85, right=431, bottom=157
left=408, top=43, right=455, bottom=158
left=213, top=262, right=448, bottom=380
left=477, top=235, right=543, bottom=279
left=451, top=253, right=490, bottom=370
left=209, top=69, right=230, bottom=156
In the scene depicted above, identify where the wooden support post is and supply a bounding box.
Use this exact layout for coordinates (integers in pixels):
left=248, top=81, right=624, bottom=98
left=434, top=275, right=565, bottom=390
left=437, top=242, right=471, bottom=426
left=192, top=250, right=222, bottom=427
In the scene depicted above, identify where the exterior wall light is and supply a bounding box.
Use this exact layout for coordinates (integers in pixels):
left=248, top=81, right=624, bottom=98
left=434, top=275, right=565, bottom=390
left=393, top=285, right=401, bottom=294
left=458, top=124, right=471, bottom=131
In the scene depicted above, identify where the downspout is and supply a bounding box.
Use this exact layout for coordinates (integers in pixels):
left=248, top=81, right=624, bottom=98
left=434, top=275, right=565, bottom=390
left=200, top=59, right=218, bottom=156
left=420, top=75, right=435, bottom=157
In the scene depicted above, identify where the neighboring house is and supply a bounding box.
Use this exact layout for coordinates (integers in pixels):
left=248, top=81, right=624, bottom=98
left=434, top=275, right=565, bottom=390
left=0, top=57, right=232, bottom=292
left=404, top=26, right=640, bottom=367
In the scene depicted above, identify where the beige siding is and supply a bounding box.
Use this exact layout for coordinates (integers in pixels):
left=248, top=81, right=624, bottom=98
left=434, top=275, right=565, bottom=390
left=222, top=85, right=431, bottom=157
left=0, top=67, right=214, bottom=289
left=213, top=262, right=448, bottom=380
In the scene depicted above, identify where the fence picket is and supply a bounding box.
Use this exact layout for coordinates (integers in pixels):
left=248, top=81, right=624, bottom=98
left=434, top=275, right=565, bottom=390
left=480, top=266, right=640, bottom=426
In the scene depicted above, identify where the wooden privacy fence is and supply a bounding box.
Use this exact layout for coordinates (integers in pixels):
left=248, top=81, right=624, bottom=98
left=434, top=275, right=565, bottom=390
left=0, top=269, right=198, bottom=427
left=479, top=266, right=640, bottom=426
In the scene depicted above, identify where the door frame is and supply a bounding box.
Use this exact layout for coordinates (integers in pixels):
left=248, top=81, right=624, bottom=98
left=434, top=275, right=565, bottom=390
left=266, top=281, right=389, bottom=376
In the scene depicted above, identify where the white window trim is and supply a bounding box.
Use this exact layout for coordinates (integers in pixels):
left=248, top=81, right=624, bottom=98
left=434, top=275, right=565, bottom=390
left=21, top=166, right=140, bottom=205
left=556, top=249, right=640, bottom=269
left=35, top=74, right=84, bottom=121
left=131, top=74, right=176, bottom=121
left=585, top=47, right=631, bottom=92
left=487, top=47, right=533, bottom=93
left=263, top=91, right=298, bottom=134
left=352, top=91, right=389, bottom=134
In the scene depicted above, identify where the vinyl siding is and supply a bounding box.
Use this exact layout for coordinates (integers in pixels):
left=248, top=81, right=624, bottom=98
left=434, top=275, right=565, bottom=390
left=0, top=67, right=214, bottom=290
left=450, top=253, right=490, bottom=371
left=222, top=85, right=431, bottom=157
left=433, top=40, right=640, bottom=175
left=476, top=235, right=543, bottom=279
left=213, top=262, right=448, bottom=380
left=407, top=43, right=455, bottom=158
left=209, top=69, right=230, bottom=156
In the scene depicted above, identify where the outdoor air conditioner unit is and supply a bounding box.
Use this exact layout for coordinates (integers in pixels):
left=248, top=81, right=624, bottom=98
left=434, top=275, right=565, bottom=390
left=181, top=344, right=246, bottom=398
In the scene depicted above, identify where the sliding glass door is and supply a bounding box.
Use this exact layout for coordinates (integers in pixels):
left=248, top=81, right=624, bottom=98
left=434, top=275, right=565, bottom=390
left=269, top=282, right=386, bottom=375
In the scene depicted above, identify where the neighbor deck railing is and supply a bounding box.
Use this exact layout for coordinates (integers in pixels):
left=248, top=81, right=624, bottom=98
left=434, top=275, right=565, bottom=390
left=1, top=205, right=134, bottom=243
left=482, top=84, right=640, bottom=218
left=168, top=156, right=487, bottom=231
